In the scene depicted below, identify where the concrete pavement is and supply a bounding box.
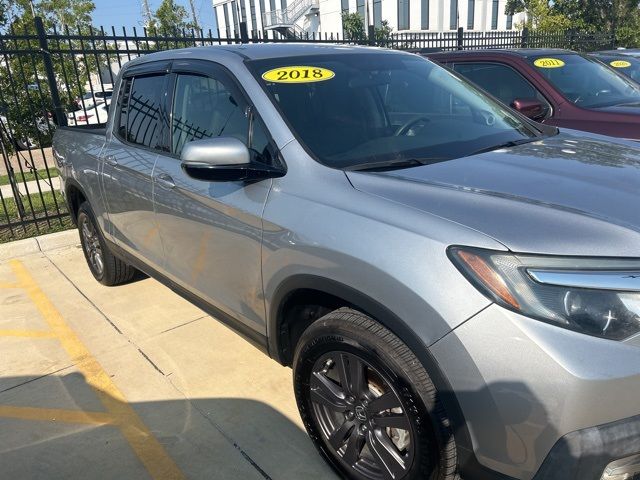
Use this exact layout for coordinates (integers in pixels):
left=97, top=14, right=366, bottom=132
left=0, top=231, right=337, bottom=479
left=0, top=176, right=61, bottom=199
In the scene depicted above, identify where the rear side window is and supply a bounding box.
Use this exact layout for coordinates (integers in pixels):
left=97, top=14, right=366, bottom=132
left=171, top=73, right=248, bottom=156
left=117, top=74, right=165, bottom=149
left=453, top=62, right=549, bottom=111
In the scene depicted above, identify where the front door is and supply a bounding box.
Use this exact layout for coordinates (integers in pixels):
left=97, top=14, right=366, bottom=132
left=101, top=67, right=168, bottom=271
left=153, top=61, right=277, bottom=333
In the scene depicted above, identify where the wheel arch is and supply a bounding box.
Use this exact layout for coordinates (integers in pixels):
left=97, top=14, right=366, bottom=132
left=268, top=274, right=512, bottom=480
left=64, top=178, right=88, bottom=225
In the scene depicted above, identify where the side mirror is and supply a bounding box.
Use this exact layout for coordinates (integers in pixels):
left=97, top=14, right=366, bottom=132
left=180, top=137, right=284, bottom=182
left=511, top=98, right=548, bottom=121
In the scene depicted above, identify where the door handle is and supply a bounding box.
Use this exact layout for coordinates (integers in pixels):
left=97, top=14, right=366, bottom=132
left=155, top=173, right=175, bottom=189
left=104, top=154, right=118, bottom=166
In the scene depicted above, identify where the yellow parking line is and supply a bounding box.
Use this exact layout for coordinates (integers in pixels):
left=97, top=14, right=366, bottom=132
left=0, top=329, right=57, bottom=338
left=0, top=405, right=115, bottom=425
left=9, top=259, right=185, bottom=480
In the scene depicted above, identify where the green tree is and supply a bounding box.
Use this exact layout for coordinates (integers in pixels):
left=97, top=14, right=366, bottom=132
left=505, top=0, right=571, bottom=31
left=153, top=0, right=194, bottom=32
left=38, top=0, right=95, bottom=30
left=375, top=20, right=393, bottom=41
left=342, top=11, right=365, bottom=39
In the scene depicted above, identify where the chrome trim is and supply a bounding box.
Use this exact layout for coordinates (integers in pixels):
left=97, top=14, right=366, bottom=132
left=527, top=269, right=640, bottom=291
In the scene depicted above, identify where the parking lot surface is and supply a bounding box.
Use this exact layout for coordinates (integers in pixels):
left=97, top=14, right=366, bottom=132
left=0, top=232, right=337, bottom=479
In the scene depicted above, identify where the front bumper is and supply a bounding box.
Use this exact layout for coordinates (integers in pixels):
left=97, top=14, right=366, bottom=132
left=430, top=304, right=640, bottom=480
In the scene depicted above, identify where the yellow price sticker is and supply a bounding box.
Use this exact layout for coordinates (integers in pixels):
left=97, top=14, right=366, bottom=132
left=611, top=60, right=632, bottom=68
left=262, top=66, right=335, bottom=83
left=533, top=58, right=566, bottom=69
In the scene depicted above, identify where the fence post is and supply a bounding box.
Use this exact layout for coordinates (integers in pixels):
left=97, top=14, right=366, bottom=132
left=34, top=16, right=66, bottom=128
left=521, top=26, right=529, bottom=48
left=368, top=24, right=376, bottom=46
left=457, top=26, right=464, bottom=50
left=239, top=21, right=249, bottom=43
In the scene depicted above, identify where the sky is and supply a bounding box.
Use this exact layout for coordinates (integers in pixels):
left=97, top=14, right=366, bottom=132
left=92, top=0, right=218, bottom=33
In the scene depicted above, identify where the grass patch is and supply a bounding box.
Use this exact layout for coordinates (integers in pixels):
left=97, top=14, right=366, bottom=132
left=0, top=168, right=59, bottom=186
left=0, top=190, right=74, bottom=243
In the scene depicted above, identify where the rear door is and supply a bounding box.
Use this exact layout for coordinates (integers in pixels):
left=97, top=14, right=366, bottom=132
left=152, top=60, right=277, bottom=334
left=101, top=62, right=169, bottom=271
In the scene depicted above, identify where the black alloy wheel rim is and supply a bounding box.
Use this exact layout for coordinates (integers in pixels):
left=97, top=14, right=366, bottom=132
left=81, top=215, right=104, bottom=276
left=309, top=351, right=415, bottom=480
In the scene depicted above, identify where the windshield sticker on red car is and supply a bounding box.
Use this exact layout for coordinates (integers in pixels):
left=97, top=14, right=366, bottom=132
left=611, top=60, right=632, bottom=68
left=533, top=58, right=565, bottom=69
left=262, top=66, right=335, bottom=83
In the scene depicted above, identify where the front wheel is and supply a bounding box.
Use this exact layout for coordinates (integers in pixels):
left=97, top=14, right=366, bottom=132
left=293, top=308, right=458, bottom=480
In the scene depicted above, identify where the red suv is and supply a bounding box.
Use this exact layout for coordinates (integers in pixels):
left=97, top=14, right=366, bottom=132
left=426, top=48, right=640, bottom=140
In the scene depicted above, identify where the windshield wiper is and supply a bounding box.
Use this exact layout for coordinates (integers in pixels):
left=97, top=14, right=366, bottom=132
left=346, top=157, right=448, bottom=172
left=466, top=137, right=540, bottom=158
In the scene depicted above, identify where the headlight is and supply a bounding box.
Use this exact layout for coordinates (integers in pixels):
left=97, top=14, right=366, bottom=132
left=448, top=246, right=640, bottom=341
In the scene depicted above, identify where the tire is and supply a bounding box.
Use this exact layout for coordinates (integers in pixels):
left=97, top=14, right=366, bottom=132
left=77, top=201, right=136, bottom=286
left=293, top=308, right=458, bottom=480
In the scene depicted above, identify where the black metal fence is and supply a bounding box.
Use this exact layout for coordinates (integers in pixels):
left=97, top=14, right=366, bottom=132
left=0, top=16, right=617, bottom=242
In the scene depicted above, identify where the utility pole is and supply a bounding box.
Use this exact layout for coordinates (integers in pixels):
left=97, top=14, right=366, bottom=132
left=141, top=0, right=153, bottom=28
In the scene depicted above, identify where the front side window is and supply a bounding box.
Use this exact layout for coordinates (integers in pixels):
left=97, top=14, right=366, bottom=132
left=118, top=74, right=164, bottom=149
left=249, top=53, right=542, bottom=170
left=529, top=54, right=640, bottom=108
left=453, top=62, right=550, bottom=114
left=171, top=73, right=249, bottom=157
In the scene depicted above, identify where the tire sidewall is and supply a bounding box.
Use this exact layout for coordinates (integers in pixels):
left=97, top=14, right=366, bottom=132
left=77, top=204, right=106, bottom=283
left=294, top=322, right=440, bottom=480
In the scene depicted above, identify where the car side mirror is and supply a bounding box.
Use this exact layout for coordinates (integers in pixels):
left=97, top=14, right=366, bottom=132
left=180, top=137, right=284, bottom=182
left=511, top=98, right=548, bottom=121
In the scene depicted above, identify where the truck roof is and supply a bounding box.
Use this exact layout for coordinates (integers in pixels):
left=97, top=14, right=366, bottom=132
left=131, top=43, right=406, bottom=63
left=428, top=48, right=578, bottom=59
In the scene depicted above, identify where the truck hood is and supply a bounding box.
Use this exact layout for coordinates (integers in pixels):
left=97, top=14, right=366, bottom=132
left=346, top=132, right=640, bottom=257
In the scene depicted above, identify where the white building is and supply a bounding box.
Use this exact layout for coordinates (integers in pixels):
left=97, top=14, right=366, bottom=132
left=212, top=0, right=526, bottom=38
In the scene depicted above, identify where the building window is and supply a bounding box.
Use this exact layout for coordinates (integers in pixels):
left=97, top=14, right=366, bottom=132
left=249, top=0, right=256, bottom=32
left=421, top=0, right=428, bottom=29
left=374, top=0, right=382, bottom=26
left=232, top=1, right=240, bottom=34
left=506, top=13, right=513, bottom=29
left=449, top=0, right=457, bottom=30
left=398, top=0, right=409, bottom=30
left=491, top=0, right=499, bottom=29
left=281, top=0, right=286, bottom=11
left=467, top=0, right=474, bottom=29
left=239, top=0, right=247, bottom=22
left=357, top=0, right=365, bottom=19
left=223, top=3, right=231, bottom=36
left=341, top=0, right=349, bottom=12
left=270, top=0, right=276, bottom=12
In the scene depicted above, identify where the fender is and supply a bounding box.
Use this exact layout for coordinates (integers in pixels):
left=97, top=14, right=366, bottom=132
left=63, top=177, right=89, bottom=224
left=267, top=274, right=513, bottom=480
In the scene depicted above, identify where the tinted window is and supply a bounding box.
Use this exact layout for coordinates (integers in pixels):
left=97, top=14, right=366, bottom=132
left=125, top=75, right=165, bottom=149
left=453, top=62, right=549, bottom=112
left=171, top=74, right=248, bottom=156
left=529, top=54, right=640, bottom=108
left=592, top=55, right=640, bottom=83
left=249, top=54, right=541, bottom=169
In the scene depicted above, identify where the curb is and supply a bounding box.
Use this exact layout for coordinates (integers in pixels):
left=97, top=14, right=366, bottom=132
left=0, top=229, right=79, bottom=260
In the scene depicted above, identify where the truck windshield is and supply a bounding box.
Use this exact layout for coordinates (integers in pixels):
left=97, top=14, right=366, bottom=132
left=529, top=54, right=640, bottom=108
left=592, top=55, right=640, bottom=83
left=248, top=53, right=541, bottom=170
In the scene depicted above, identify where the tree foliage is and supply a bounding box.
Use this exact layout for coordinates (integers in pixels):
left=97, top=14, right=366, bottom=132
left=152, top=0, right=195, bottom=33
left=342, top=11, right=365, bottom=39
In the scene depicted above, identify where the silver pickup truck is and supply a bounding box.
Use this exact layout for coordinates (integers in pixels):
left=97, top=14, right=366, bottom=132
left=53, top=44, right=640, bottom=480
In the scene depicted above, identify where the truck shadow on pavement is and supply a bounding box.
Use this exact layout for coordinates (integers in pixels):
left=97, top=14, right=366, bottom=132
left=0, top=372, right=336, bottom=480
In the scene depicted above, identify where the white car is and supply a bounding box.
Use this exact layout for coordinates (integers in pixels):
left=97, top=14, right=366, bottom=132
left=74, top=89, right=113, bottom=111
left=67, top=100, right=110, bottom=126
